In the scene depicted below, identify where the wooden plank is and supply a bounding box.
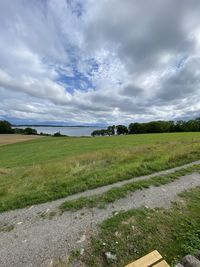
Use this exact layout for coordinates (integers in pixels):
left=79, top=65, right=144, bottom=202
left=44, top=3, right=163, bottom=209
left=153, top=260, right=170, bottom=267
left=125, top=250, right=163, bottom=267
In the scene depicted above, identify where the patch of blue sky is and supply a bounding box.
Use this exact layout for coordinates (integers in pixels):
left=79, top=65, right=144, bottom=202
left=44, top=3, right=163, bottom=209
left=176, top=55, right=188, bottom=69
left=47, top=40, right=100, bottom=93
left=63, top=42, right=100, bottom=75
left=55, top=53, right=99, bottom=93
left=67, top=0, right=85, bottom=17
left=85, top=58, right=99, bottom=76
left=58, top=71, right=95, bottom=93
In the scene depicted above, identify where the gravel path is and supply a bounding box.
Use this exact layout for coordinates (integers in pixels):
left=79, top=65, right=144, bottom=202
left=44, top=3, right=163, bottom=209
left=0, top=169, right=200, bottom=267
left=1, top=159, right=200, bottom=225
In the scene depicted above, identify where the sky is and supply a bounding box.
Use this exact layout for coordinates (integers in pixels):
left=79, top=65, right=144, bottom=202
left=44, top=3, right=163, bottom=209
left=0, top=0, right=200, bottom=125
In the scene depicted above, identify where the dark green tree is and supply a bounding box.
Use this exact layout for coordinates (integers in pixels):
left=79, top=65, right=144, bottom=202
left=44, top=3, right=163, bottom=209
left=116, top=125, right=128, bottom=135
left=0, top=120, right=13, bottom=134
left=129, top=123, right=141, bottom=134
left=107, top=125, right=115, bottom=135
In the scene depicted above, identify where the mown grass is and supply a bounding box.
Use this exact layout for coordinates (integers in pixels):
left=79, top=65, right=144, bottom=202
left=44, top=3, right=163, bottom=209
left=59, top=165, right=200, bottom=211
left=75, top=186, right=200, bottom=267
left=1, top=132, right=200, bottom=212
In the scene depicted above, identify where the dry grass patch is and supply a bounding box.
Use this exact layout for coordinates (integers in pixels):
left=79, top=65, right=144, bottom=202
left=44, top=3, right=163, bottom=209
left=0, top=134, right=43, bottom=146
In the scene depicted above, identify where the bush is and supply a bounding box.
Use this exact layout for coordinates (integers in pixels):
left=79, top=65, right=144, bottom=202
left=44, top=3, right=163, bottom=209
left=23, top=128, right=37, bottom=135
left=53, top=131, right=66, bottom=137
left=13, top=128, right=25, bottom=134
left=13, top=127, right=37, bottom=135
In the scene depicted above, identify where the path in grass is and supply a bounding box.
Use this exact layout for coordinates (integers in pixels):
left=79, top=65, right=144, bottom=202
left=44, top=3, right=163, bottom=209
left=0, top=166, right=200, bottom=266
left=1, top=159, right=200, bottom=217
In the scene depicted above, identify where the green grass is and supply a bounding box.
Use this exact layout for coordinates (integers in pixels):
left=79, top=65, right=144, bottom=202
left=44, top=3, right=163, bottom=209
left=1, top=132, right=200, bottom=212
left=59, top=165, right=200, bottom=212
left=75, top=186, right=200, bottom=267
left=1, top=133, right=200, bottom=168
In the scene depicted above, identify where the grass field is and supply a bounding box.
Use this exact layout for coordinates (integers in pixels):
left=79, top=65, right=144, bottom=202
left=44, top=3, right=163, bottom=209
left=77, top=186, right=200, bottom=267
left=1, top=132, right=200, bottom=212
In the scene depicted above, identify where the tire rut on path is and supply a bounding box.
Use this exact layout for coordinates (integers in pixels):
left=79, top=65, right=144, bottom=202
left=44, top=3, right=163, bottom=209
left=0, top=172, right=200, bottom=267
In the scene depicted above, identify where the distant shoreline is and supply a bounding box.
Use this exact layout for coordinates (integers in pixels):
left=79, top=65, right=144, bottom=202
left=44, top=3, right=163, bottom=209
left=12, top=125, right=104, bottom=128
left=10, top=125, right=103, bottom=136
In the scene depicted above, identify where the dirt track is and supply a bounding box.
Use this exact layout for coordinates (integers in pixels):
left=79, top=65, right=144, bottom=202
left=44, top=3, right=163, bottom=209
left=0, top=163, right=200, bottom=266
left=0, top=134, right=43, bottom=145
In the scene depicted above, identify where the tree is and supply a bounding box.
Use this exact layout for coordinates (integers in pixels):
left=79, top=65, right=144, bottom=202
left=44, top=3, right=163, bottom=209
left=91, top=130, right=101, bottom=136
left=174, top=120, right=185, bottom=132
left=128, top=123, right=140, bottom=134
left=13, top=128, right=24, bottom=134
left=168, top=121, right=175, bottom=132
left=53, top=131, right=66, bottom=137
left=145, top=121, right=170, bottom=133
left=116, top=125, right=128, bottom=135
left=0, top=120, right=13, bottom=134
left=107, top=125, right=115, bottom=135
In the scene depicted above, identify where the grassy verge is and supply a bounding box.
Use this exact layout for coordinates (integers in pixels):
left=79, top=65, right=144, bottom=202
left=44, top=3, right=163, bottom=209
left=60, top=165, right=200, bottom=212
left=72, top=186, right=200, bottom=267
left=1, top=133, right=200, bottom=212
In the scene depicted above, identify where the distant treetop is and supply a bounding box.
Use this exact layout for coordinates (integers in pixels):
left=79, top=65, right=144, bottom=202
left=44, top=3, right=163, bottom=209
left=91, top=119, right=200, bottom=136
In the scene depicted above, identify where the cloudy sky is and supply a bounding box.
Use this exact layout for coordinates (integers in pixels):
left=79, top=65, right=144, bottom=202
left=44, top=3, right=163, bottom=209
left=0, top=0, right=200, bottom=125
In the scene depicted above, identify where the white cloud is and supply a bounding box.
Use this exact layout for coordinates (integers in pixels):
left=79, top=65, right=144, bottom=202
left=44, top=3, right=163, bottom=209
left=0, top=0, right=200, bottom=124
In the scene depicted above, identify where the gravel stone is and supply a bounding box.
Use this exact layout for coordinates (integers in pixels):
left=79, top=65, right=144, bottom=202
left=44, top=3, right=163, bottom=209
left=181, top=255, right=200, bottom=267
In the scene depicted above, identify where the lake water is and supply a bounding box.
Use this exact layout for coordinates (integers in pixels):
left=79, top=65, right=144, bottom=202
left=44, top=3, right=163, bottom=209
left=14, top=126, right=102, bottom=136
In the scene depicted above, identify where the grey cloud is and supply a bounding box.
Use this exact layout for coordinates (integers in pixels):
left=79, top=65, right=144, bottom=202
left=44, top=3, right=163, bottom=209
left=155, top=58, right=200, bottom=103
left=0, top=0, right=200, bottom=124
left=120, top=85, right=144, bottom=97
left=0, top=69, right=71, bottom=105
left=85, top=0, right=199, bottom=73
left=89, top=91, right=149, bottom=114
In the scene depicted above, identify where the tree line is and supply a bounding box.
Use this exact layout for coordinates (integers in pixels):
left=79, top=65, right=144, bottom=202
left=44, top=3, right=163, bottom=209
left=91, top=118, right=200, bottom=136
